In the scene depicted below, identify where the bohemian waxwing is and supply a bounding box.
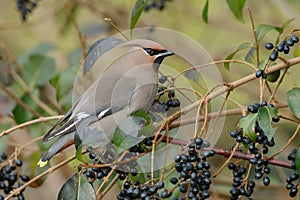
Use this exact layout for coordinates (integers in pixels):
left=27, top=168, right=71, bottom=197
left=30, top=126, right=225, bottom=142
left=38, top=39, right=174, bottom=167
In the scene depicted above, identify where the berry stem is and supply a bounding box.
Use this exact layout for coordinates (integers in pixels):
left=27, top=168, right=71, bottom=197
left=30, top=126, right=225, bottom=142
left=97, top=173, right=119, bottom=200
left=212, top=143, right=239, bottom=178
left=248, top=8, right=260, bottom=66
left=267, top=67, right=289, bottom=104
left=270, top=123, right=300, bottom=159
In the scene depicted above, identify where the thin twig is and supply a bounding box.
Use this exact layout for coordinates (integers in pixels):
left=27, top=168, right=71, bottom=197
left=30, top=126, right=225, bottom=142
left=206, top=90, right=231, bottom=141
left=248, top=8, right=260, bottom=66
left=98, top=174, right=120, bottom=200
left=212, top=143, right=239, bottom=178
left=185, top=57, right=300, bottom=115
left=173, top=59, right=257, bottom=81
left=270, top=123, right=300, bottom=158
left=64, top=2, right=87, bottom=63
left=268, top=67, right=289, bottom=104
left=161, top=124, right=170, bottom=180
left=0, top=115, right=63, bottom=137
left=0, top=82, right=42, bottom=118
left=104, top=18, right=130, bottom=41
left=9, top=68, right=57, bottom=116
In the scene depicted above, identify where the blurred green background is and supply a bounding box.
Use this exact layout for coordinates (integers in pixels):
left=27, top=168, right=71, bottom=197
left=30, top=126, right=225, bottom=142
left=1, top=0, right=300, bottom=199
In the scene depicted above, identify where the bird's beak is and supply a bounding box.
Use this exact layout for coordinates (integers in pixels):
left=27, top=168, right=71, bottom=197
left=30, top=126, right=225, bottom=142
left=154, top=50, right=174, bottom=65
left=159, top=50, right=174, bottom=58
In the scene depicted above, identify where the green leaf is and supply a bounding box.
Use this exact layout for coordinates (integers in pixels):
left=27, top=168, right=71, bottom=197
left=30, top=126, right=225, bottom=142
left=113, top=110, right=153, bottom=156
left=58, top=173, right=96, bottom=200
left=74, top=134, right=83, bottom=162
left=287, top=87, right=300, bottom=120
left=294, top=46, right=300, bottom=57
left=202, top=0, right=209, bottom=23
left=75, top=146, right=84, bottom=162
left=23, top=54, right=56, bottom=89
left=50, top=64, right=79, bottom=101
left=74, top=132, right=83, bottom=151
left=266, top=70, right=280, bottom=83
left=257, top=106, right=277, bottom=140
left=266, top=106, right=278, bottom=117
left=224, top=42, right=251, bottom=69
left=18, top=43, right=56, bottom=64
left=256, top=19, right=294, bottom=44
left=295, top=147, right=300, bottom=175
left=244, top=47, right=256, bottom=64
left=68, top=48, right=82, bottom=67
left=113, top=115, right=147, bottom=156
left=131, top=109, right=151, bottom=127
left=12, top=93, right=36, bottom=124
left=130, top=0, right=148, bottom=30
left=226, top=0, right=246, bottom=23
left=281, top=18, right=294, bottom=32
left=73, top=134, right=90, bottom=163
left=256, top=24, right=277, bottom=43
left=239, top=113, right=257, bottom=137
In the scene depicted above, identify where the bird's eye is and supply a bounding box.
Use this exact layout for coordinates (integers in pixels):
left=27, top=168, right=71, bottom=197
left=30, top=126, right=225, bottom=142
left=143, top=48, right=157, bottom=56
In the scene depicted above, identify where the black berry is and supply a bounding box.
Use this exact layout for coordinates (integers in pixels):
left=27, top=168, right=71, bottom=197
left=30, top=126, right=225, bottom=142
left=291, top=35, right=299, bottom=43
left=255, top=69, right=263, bottom=78
left=269, top=51, right=278, bottom=61
left=159, top=75, right=167, bottom=84
left=265, top=43, right=274, bottom=50
left=277, top=42, right=284, bottom=52
left=263, top=176, right=270, bottom=186
left=285, top=39, right=294, bottom=47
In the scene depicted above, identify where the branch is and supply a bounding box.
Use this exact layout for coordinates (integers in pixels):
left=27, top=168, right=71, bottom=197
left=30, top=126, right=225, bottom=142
left=0, top=82, right=42, bottom=118
left=157, top=135, right=294, bottom=169
left=185, top=57, right=300, bottom=114
left=0, top=115, right=63, bottom=137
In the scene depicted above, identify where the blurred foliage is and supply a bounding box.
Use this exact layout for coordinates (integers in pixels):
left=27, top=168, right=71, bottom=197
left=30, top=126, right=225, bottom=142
left=0, top=0, right=300, bottom=200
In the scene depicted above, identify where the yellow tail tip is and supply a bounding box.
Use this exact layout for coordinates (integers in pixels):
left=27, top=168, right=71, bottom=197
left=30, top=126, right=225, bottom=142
left=37, top=159, right=48, bottom=167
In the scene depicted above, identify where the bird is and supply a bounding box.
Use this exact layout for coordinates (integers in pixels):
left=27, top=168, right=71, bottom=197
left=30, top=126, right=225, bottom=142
left=37, top=39, right=174, bottom=167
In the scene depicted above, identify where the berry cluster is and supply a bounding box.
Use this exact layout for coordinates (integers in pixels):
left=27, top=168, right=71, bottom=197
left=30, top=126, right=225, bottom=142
left=247, top=101, right=279, bottom=122
left=144, top=0, right=171, bottom=11
left=81, top=148, right=114, bottom=182
left=255, top=69, right=267, bottom=79
left=152, top=76, right=181, bottom=112
left=229, top=111, right=278, bottom=198
left=115, top=137, right=214, bottom=199
left=117, top=180, right=163, bottom=199
left=173, top=138, right=214, bottom=199
left=83, top=143, right=150, bottom=183
left=0, top=153, right=30, bottom=200
left=256, top=34, right=299, bottom=79
left=228, top=163, right=255, bottom=199
left=285, top=149, right=299, bottom=197
left=16, top=0, right=39, bottom=21
left=265, top=35, right=299, bottom=61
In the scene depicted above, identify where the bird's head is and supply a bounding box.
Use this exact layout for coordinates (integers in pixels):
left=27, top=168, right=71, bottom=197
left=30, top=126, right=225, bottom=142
left=122, top=39, right=174, bottom=70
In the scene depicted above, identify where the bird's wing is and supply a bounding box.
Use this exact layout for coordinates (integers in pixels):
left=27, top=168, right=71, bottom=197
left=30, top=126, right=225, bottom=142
left=43, top=75, right=137, bottom=143
left=43, top=106, right=111, bottom=142
left=84, top=37, right=124, bottom=74
left=42, top=100, right=80, bottom=142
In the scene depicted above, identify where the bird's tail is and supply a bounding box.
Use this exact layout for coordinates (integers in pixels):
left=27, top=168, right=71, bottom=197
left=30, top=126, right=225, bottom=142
left=38, top=133, right=75, bottom=167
